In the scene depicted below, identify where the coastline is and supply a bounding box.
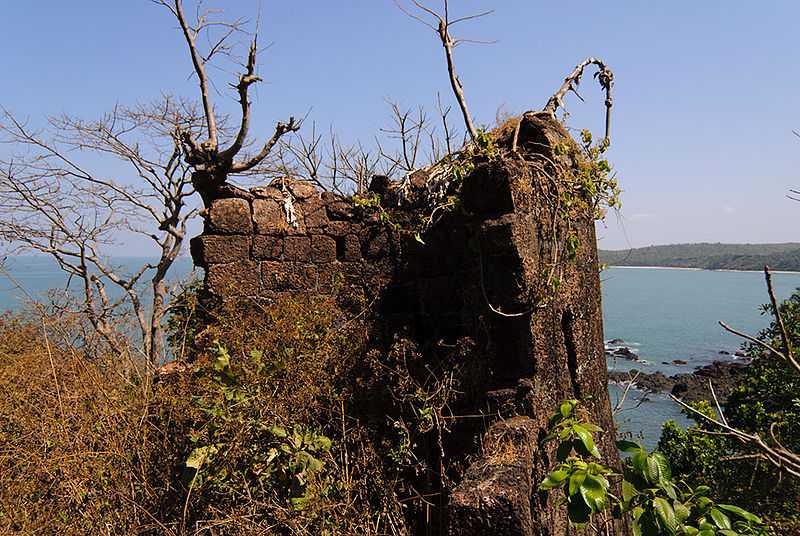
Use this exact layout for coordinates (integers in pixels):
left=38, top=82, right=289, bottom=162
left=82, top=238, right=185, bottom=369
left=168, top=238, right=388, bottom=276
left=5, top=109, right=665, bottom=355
left=605, top=265, right=800, bottom=275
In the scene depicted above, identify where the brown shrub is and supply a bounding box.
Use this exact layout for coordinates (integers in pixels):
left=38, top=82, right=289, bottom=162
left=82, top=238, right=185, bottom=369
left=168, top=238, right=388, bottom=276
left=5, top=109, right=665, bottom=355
left=0, top=312, right=175, bottom=534
left=0, top=292, right=439, bottom=535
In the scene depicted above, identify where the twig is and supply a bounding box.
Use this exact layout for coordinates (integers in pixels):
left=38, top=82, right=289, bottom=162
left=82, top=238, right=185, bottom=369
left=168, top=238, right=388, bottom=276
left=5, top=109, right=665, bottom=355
left=612, top=370, right=641, bottom=416
left=543, top=57, right=614, bottom=146
left=396, top=0, right=493, bottom=142
left=765, top=265, right=793, bottom=360
left=707, top=379, right=728, bottom=427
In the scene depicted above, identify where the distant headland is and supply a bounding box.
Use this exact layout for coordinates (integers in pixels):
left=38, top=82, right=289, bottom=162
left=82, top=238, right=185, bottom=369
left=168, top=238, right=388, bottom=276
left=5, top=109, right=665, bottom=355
left=599, top=242, right=800, bottom=272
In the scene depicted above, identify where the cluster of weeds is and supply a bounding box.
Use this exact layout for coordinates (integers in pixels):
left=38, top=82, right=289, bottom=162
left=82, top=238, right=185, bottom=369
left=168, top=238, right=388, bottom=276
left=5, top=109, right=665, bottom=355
left=160, top=293, right=411, bottom=535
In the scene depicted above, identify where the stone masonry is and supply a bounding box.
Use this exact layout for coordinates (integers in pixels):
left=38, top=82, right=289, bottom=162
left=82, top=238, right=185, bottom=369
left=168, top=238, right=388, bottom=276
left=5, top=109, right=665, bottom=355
left=190, top=114, right=624, bottom=536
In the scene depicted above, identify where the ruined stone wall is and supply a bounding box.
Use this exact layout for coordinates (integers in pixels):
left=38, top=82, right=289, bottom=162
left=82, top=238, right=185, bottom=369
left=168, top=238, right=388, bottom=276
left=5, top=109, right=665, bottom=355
left=190, top=115, right=622, bottom=536
left=190, top=180, right=388, bottom=298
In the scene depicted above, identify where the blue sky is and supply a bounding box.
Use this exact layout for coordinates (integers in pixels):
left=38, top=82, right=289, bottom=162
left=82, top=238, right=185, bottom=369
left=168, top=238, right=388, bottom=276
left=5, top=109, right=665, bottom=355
left=2, top=1, right=799, bottom=251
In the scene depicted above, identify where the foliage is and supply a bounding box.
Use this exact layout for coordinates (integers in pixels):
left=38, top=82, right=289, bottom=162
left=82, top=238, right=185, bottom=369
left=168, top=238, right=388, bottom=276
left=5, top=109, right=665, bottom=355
left=554, top=129, right=622, bottom=222
left=169, top=294, right=409, bottom=534
left=658, top=289, right=800, bottom=532
left=165, top=278, right=206, bottom=359
left=541, top=399, right=766, bottom=536
left=656, top=402, right=728, bottom=484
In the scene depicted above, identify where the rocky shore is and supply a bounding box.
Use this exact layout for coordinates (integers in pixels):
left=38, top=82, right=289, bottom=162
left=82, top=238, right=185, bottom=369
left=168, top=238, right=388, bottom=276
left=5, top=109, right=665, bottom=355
left=605, top=338, right=751, bottom=403
left=608, top=360, right=750, bottom=403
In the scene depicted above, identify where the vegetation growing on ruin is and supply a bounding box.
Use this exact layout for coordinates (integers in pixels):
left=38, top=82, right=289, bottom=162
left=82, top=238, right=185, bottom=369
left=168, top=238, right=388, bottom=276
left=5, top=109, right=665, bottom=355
left=1, top=291, right=461, bottom=534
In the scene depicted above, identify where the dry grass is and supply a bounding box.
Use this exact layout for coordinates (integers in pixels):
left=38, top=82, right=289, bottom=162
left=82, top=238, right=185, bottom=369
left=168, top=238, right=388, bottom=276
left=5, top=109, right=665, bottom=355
left=0, top=292, right=457, bottom=535
left=0, top=312, right=175, bottom=534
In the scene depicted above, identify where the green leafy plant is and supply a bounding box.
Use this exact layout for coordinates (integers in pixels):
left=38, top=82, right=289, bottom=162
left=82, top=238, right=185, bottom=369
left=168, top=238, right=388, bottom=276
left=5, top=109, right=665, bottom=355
left=659, top=288, right=800, bottom=532
left=540, top=399, right=766, bottom=535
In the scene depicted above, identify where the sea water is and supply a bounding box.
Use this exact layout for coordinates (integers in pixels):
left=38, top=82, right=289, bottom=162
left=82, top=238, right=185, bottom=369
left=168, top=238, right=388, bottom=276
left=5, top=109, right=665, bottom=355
left=603, top=266, right=800, bottom=447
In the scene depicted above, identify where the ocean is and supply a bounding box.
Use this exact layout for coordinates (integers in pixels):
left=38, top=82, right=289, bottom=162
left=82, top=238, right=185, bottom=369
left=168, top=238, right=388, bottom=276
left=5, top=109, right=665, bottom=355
left=3, top=257, right=799, bottom=449
left=604, top=266, right=800, bottom=447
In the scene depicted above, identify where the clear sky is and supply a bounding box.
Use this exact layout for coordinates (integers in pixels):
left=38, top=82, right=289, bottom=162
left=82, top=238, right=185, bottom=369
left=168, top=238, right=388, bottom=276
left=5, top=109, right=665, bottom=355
left=2, top=1, right=799, bottom=251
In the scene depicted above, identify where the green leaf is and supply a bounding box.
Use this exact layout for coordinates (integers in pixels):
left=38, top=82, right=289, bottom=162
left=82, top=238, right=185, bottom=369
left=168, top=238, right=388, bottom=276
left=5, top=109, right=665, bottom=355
left=717, top=504, right=762, bottom=524
left=653, top=497, right=677, bottom=532
left=573, top=424, right=601, bottom=458
left=540, top=469, right=570, bottom=490
left=185, top=445, right=218, bottom=470
left=568, top=470, right=586, bottom=496
left=650, top=452, right=672, bottom=481
left=673, top=500, right=690, bottom=523
left=213, top=344, right=231, bottom=372
left=709, top=508, right=732, bottom=530
left=583, top=423, right=604, bottom=433
left=622, top=479, right=640, bottom=503
left=414, top=232, right=425, bottom=245
left=696, top=497, right=713, bottom=510
left=312, top=434, right=332, bottom=451
left=617, top=439, right=643, bottom=453
left=644, top=453, right=663, bottom=484
left=579, top=474, right=609, bottom=513
left=560, top=400, right=576, bottom=418
left=661, top=479, right=678, bottom=500
left=630, top=450, right=648, bottom=477
left=694, top=485, right=712, bottom=497
left=267, top=425, right=288, bottom=438
left=290, top=495, right=311, bottom=510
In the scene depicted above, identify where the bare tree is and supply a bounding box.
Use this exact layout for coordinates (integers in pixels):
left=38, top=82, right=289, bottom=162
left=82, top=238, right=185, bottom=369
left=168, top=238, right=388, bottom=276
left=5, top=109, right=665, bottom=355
left=0, top=98, right=200, bottom=363
left=0, top=0, right=305, bottom=364
left=152, top=0, right=301, bottom=206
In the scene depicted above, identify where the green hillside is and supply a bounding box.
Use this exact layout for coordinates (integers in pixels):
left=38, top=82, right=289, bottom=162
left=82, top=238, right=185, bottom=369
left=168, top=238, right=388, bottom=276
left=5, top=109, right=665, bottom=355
left=599, top=242, right=800, bottom=272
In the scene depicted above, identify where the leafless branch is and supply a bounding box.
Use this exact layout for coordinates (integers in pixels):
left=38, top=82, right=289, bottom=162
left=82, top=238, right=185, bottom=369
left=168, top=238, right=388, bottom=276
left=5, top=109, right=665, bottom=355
left=166, top=0, right=220, bottom=148
left=153, top=0, right=300, bottom=204
left=671, top=394, right=800, bottom=478
left=396, top=0, right=494, bottom=143
left=765, top=265, right=794, bottom=360
left=543, top=57, right=615, bottom=146
left=0, top=100, right=197, bottom=364
left=612, top=370, right=642, bottom=416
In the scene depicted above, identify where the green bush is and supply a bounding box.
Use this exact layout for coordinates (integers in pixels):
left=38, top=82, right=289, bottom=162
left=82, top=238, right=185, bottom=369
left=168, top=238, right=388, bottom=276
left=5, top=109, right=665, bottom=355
left=540, top=399, right=767, bottom=536
left=658, top=289, right=800, bottom=532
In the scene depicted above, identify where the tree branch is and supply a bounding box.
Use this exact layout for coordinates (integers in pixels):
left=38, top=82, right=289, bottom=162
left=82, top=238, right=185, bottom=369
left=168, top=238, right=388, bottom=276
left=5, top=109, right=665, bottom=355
left=230, top=117, right=300, bottom=173
left=396, top=0, right=492, bottom=143
left=543, top=57, right=615, bottom=146
left=218, top=35, right=261, bottom=162
left=171, top=0, right=218, bottom=149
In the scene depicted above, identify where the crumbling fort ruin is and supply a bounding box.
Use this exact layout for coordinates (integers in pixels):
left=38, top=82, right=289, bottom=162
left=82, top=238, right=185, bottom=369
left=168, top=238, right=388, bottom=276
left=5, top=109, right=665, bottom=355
left=190, top=113, right=622, bottom=535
